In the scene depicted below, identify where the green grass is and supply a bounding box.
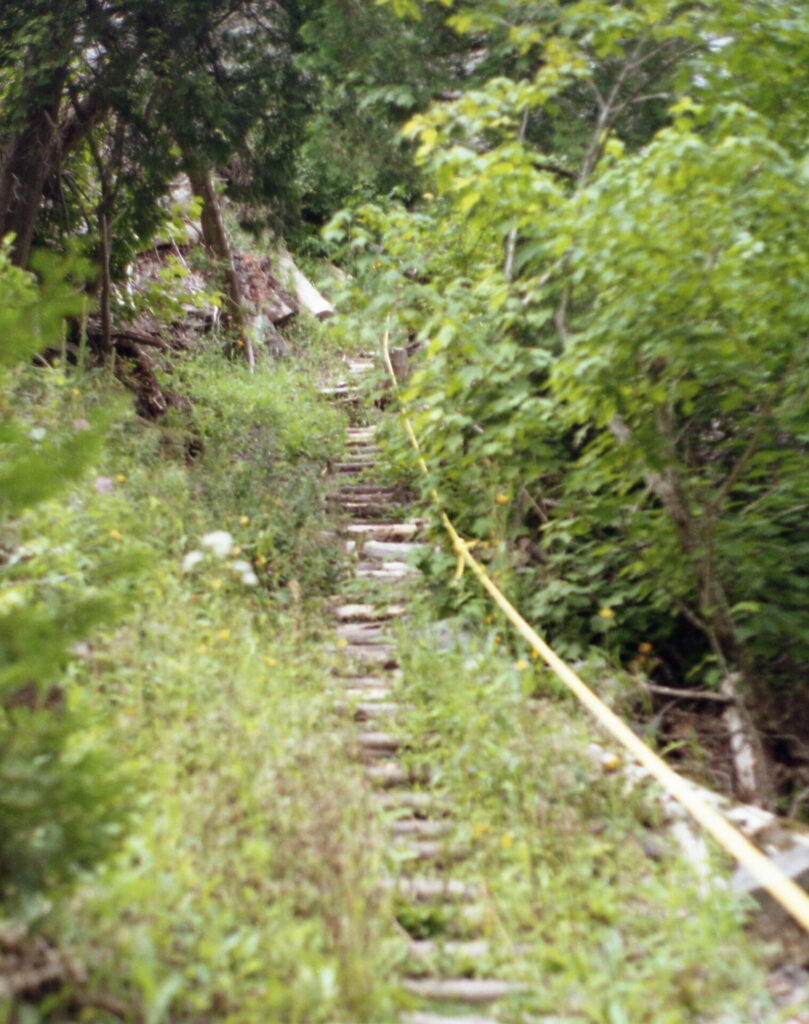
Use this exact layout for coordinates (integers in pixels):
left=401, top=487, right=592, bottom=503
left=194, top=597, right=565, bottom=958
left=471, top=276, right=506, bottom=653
left=0, top=326, right=792, bottom=1024
left=1, top=341, right=402, bottom=1023
left=387, top=606, right=785, bottom=1024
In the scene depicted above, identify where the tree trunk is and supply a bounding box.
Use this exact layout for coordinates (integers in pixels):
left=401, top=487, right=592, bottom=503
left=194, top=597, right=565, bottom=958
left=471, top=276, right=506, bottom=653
left=608, top=412, right=771, bottom=804
left=0, top=104, right=62, bottom=268
left=0, top=21, right=77, bottom=267
left=186, top=168, right=251, bottom=365
left=97, top=206, right=113, bottom=356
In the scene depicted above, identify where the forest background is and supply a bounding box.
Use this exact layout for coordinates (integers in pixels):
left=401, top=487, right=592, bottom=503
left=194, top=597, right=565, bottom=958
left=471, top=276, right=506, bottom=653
left=1, top=0, right=809, bottom=1020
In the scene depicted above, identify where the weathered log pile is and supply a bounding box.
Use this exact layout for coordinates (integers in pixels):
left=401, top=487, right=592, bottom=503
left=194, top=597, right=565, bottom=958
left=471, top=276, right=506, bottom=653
left=78, top=172, right=336, bottom=414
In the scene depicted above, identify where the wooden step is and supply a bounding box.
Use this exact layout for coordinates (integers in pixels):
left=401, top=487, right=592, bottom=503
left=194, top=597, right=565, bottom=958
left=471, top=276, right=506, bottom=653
left=393, top=820, right=452, bottom=839
left=319, top=385, right=360, bottom=401
left=366, top=762, right=429, bottom=788
left=335, top=501, right=399, bottom=518
left=401, top=979, right=526, bottom=1003
left=334, top=461, right=379, bottom=474
left=373, top=791, right=439, bottom=815
left=355, top=564, right=414, bottom=580
left=345, top=441, right=382, bottom=453
left=335, top=644, right=399, bottom=668
left=346, top=359, right=375, bottom=375
left=397, top=840, right=469, bottom=864
left=346, top=522, right=424, bottom=541
left=332, top=603, right=408, bottom=623
left=402, top=1014, right=499, bottom=1024
left=350, top=701, right=401, bottom=721
left=335, top=489, right=399, bottom=501
left=361, top=540, right=424, bottom=561
left=335, top=622, right=389, bottom=643
left=356, top=731, right=403, bottom=756
left=339, top=687, right=395, bottom=702
left=384, top=878, right=477, bottom=903
left=407, top=939, right=490, bottom=960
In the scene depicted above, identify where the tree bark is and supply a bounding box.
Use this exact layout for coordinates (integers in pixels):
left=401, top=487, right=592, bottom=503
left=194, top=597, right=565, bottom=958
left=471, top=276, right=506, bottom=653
left=186, top=168, right=248, bottom=351
left=0, top=100, right=64, bottom=267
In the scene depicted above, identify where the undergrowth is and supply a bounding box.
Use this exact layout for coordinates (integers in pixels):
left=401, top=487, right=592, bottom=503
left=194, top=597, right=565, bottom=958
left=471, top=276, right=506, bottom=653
left=1, top=340, right=398, bottom=1023
left=388, top=608, right=785, bottom=1024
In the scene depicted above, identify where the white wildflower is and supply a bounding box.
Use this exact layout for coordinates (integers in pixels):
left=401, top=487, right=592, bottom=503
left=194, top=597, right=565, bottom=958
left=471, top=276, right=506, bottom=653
left=230, top=559, right=253, bottom=575
left=182, top=550, right=205, bottom=572
left=241, top=571, right=259, bottom=586
left=201, top=531, right=234, bottom=558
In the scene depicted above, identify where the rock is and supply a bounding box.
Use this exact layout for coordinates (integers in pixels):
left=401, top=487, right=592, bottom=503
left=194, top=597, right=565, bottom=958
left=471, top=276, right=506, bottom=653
left=276, top=250, right=334, bottom=320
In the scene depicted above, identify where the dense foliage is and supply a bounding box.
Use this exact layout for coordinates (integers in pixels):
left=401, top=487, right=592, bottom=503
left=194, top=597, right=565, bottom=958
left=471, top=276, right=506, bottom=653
left=0, top=243, right=130, bottom=908
left=2, top=0, right=808, bottom=1016
left=328, top=0, right=809, bottom=800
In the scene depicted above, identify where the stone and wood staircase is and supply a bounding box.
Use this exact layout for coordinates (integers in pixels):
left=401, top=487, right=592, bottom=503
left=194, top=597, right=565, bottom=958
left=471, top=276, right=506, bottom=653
left=322, top=354, right=527, bottom=1023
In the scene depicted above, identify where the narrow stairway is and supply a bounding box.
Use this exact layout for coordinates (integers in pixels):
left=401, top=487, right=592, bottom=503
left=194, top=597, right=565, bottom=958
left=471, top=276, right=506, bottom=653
left=322, top=354, right=524, bottom=1024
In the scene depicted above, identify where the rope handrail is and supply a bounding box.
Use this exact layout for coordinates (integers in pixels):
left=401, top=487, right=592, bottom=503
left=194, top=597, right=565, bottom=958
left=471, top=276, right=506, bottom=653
left=381, top=327, right=809, bottom=936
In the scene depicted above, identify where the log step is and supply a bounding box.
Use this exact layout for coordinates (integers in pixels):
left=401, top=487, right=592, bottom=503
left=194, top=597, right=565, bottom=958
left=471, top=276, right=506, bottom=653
left=355, top=565, right=414, bottom=580
left=366, top=762, right=429, bottom=788
left=356, top=731, right=403, bottom=755
left=335, top=645, right=399, bottom=668
left=347, top=359, right=375, bottom=375
left=346, top=522, right=424, bottom=541
left=339, top=687, right=395, bottom=702
left=401, top=979, right=527, bottom=1003
left=335, top=501, right=399, bottom=518
left=402, top=1014, right=499, bottom=1024
left=393, top=820, right=452, bottom=839
left=373, top=791, right=439, bottom=815
left=397, top=840, right=469, bottom=864
left=335, top=622, right=388, bottom=643
left=384, top=877, right=477, bottom=903
left=352, top=701, right=401, bottom=721
left=319, top=385, right=360, bottom=402
left=408, top=939, right=490, bottom=960
left=334, top=461, right=379, bottom=474
left=332, top=603, right=408, bottom=622
left=361, top=540, right=424, bottom=560
left=336, top=485, right=399, bottom=498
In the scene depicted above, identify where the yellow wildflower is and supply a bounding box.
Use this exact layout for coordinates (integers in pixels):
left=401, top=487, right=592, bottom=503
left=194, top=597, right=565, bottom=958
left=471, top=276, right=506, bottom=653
left=598, top=608, right=615, bottom=619
left=472, top=822, right=487, bottom=839
left=232, top=545, right=242, bottom=556
left=255, top=555, right=267, bottom=567
left=263, top=656, right=277, bottom=668
left=211, top=578, right=223, bottom=590
left=603, top=754, right=621, bottom=772
left=499, top=833, right=514, bottom=850
left=218, top=629, right=230, bottom=642
left=108, top=529, right=122, bottom=541
left=71, top=388, right=81, bottom=398
left=336, top=637, right=349, bottom=649
left=495, top=493, right=509, bottom=505
left=116, top=474, right=126, bottom=484
left=514, top=659, right=528, bottom=671
left=198, top=644, right=208, bottom=655
left=530, top=649, right=541, bottom=660
left=638, top=641, right=653, bottom=654
left=239, top=515, right=250, bottom=526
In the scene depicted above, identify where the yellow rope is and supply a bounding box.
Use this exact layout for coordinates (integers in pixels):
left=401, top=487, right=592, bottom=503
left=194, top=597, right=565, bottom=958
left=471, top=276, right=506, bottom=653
left=381, top=327, right=809, bottom=935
